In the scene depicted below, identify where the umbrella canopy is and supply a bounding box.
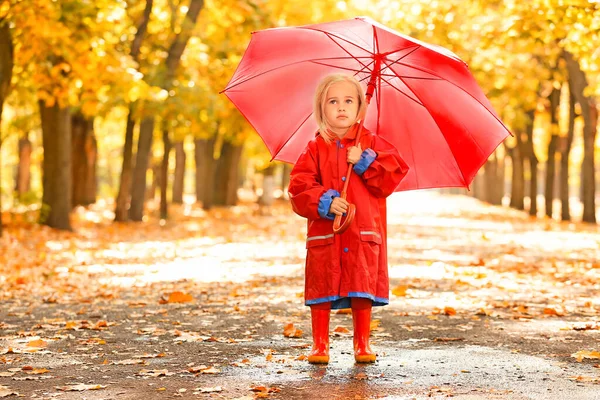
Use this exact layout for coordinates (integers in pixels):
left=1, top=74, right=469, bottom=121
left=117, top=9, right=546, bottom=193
left=222, top=16, right=510, bottom=191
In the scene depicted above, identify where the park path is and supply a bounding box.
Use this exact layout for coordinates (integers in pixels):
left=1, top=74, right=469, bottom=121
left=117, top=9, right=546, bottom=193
left=1, top=192, right=599, bottom=399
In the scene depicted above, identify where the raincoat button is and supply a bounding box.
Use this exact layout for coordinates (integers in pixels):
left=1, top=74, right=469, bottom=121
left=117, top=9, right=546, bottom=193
left=340, top=144, right=344, bottom=148
left=344, top=247, right=349, bottom=253
left=342, top=176, right=346, bottom=182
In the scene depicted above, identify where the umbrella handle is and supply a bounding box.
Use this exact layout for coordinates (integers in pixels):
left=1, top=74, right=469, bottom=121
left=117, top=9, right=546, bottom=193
left=333, top=203, right=355, bottom=234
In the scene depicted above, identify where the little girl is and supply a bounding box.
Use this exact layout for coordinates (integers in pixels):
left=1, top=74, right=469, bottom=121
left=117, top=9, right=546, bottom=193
left=288, top=74, right=409, bottom=363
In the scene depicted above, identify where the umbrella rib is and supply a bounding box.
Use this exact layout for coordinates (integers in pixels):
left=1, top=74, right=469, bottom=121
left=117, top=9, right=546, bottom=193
left=394, top=61, right=512, bottom=134
left=223, top=56, right=372, bottom=92
left=380, top=46, right=421, bottom=75
left=377, top=73, right=424, bottom=107
left=270, top=111, right=315, bottom=162
left=310, top=58, right=374, bottom=75
left=320, top=32, right=372, bottom=73
left=383, top=59, right=468, bottom=187
left=300, top=26, right=375, bottom=56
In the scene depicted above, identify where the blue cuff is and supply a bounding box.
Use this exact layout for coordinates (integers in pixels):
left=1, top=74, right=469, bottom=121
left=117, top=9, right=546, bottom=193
left=353, top=148, right=377, bottom=176
left=318, top=189, right=340, bottom=220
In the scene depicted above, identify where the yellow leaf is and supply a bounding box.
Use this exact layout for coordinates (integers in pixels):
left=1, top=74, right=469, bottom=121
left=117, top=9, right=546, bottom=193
left=27, top=340, right=47, bottom=348
left=444, top=307, right=457, bottom=316
left=333, top=326, right=350, bottom=334
left=65, top=321, right=78, bottom=330
left=283, top=323, right=303, bottom=338
left=369, top=320, right=381, bottom=331
left=572, top=351, right=600, bottom=362
left=163, top=291, right=194, bottom=303
left=392, top=285, right=408, bottom=296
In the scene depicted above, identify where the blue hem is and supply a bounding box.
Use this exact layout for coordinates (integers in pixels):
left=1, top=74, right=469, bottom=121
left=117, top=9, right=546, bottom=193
left=306, top=292, right=389, bottom=309
left=317, top=189, right=340, bottom=220
left=353, top=148, right=377, bottom=176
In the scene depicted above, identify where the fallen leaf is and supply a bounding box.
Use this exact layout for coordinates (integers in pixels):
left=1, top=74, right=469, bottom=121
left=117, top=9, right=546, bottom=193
left=568, top=376, right=600, bottom=383
left=572, top=351, right=600, bottom=362
left=354, top=372, right=368, bottom=380
left=201, top=366, right=220, bottom=374
left=114, top=359, right=145, bottom=365
left=333, top=326, right=350, bottom=334
left=543, top=307, right=565, bottom=316
left=283, top=323, right=303, bottom=338
left=0, top=385, right=18, bottom=397
left=161, top=291, right=194, bottom=304
left=197, top=386, right=223, bottom=393
left=572, top=322, right=600, bottom=331
left=56, top=383, right=106, bottom=391
left=250, top=386, right=268, bottom=393
left=443, top=307, right=456, bottom=316
left=392, top=285, right=408, bottom=296
left=25, top=368, right=50, bottom=375
left=370, top=319, right=381, bottom=331
left=188, top=365, right=208, bottom=373
left=27, top=340, right=47, bottom=348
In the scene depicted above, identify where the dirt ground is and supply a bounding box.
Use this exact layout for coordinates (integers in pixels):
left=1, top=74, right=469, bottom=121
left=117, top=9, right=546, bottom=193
left=1, top=192, right=599, bottom=399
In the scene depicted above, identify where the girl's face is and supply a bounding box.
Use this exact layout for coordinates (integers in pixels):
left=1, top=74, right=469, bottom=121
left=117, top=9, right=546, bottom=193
left=324, top=80, right=359, bottom=137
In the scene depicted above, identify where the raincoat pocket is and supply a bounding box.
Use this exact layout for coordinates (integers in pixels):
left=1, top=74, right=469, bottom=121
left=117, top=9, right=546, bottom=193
left=359, top=229, right=382, bottom=245
left=359, top=228, right=381, bottom=267
left=306, top=234, right=334, bottom=275
left=306, top=233, right=335, bottom=248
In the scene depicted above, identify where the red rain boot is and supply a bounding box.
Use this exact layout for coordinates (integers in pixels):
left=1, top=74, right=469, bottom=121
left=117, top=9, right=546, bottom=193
left=307, top=302, right=330, bottom=364
left=352, top=298, right=376, bottom=363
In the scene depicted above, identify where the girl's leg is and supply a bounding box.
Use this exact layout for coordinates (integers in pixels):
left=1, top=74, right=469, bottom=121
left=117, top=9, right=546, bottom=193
left=308, top=301, right=331, bottom=364
left=351, top=297, right=376, bottom=363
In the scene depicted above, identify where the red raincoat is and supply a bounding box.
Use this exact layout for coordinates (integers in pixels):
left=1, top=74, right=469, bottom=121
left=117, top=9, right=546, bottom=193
left=288, top=124, right=409, bottom=309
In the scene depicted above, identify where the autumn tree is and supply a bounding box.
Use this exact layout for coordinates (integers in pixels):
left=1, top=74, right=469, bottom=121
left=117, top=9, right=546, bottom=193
left=128, top=0, right=205, bottom=221
left=7, top=0, right=138, bottom=230
left=0, top=18, right=13, bottom=237
left=114, top=0, right=154, bottom=222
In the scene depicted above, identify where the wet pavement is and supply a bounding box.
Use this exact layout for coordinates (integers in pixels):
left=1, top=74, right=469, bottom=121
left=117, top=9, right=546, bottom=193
left=1, top=192, right=599, bottom=399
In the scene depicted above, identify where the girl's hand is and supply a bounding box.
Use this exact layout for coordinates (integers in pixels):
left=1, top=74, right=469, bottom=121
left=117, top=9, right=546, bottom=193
left=347, top=143, right=362, bottom=164
left=329, top=196, right=349, bottom=216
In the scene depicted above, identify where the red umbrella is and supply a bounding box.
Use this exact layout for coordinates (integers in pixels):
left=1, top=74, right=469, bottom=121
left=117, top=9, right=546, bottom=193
left=222, top=16, right=510, bottom=193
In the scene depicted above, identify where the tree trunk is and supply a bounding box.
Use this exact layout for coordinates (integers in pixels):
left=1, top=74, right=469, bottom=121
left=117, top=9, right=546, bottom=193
left=114, top=0, right=153, bottom=222
left=564, top=51, right=597, bottom=223
left=545, top=85, right=561, bottom=218
left=16, top=135, right=32, bottom=196
left=114, top=105, right=137, bottom=221
left=522, top=110, right=538, bottom=216
left=560, top=88, right=576, bottom=221
left=0, top=21, right=14, bottom=236
left=160, top=126, right=171, bottom=219
left=472, top=170, right=485, bottom=200
left=84, top=132, right=97, bottom=205
left=129, top=116, right=154, bottom=221
left=71, top=113, right=97, bottom=207
left=195, top=136, right=216, bottom=209
left=144, top=0, right=204, bottom=219
left=484, top=156, right=499, bottom=204
left=259, top=165, right=275, bottom=206
left=39, top=101, right=72, bottom=230
left=147, top=161, right=159, bottom=202
left=509, top=138, right=525, bottom=210
left=213, top=141, right=243, bottom=206
left=494, top=149, right=506, bottom=205
left=172, top=140, right=185, bottom=204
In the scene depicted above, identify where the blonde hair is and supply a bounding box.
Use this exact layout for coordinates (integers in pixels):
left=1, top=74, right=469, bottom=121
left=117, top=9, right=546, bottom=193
left=314, top=74, right=366, bottom=143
